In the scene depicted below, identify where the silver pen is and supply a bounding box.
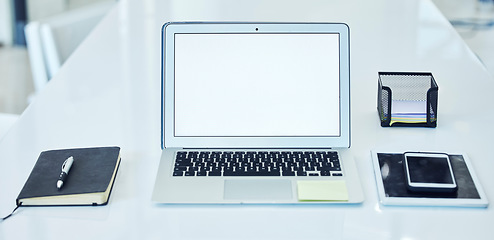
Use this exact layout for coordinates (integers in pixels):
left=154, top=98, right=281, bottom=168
left=57, top=156, right=74, bottom=189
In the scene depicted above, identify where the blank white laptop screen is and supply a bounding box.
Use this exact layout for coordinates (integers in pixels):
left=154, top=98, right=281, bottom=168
left=174, top=33, right=341, bottom=137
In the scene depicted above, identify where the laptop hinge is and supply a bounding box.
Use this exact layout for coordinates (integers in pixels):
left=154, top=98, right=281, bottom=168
left=179, top=147, right=334, bottom=150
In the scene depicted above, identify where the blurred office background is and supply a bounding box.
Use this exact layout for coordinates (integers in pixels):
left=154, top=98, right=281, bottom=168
left=0, top=0, right=493, bottom=134
left=0, top=0, right=115, bottom=137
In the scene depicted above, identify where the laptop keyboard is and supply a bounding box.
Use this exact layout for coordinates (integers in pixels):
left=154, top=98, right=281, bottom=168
left=172, top=151, right=343, bottom=177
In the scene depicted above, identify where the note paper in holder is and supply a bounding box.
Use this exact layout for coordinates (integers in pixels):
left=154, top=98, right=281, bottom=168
left=377, top=72, right=438, bottom=127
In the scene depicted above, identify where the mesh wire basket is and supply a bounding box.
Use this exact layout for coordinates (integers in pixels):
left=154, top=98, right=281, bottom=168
left=377, top=72, right=438, bottom=127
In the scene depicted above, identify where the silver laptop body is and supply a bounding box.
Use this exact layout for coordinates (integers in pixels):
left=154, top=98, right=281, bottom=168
left=153, top=22, right=364, bottom=204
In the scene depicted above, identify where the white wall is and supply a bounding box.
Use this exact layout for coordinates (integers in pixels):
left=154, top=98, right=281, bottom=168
left=27, top=0, right=106, bottom=21
left=27, top=0, right=66, bottom=22
left=0, top=0, right=13, bottom=45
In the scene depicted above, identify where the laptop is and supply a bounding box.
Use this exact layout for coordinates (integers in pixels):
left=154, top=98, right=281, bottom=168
left=152, top=22, right=364, bottom=204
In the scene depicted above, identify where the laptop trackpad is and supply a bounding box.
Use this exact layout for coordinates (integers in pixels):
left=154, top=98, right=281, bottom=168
left=224, top=179, right=292, bottom=200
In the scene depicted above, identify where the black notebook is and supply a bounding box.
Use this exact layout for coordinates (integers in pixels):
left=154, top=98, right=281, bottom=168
left=16, top=146, right=121, bottom=206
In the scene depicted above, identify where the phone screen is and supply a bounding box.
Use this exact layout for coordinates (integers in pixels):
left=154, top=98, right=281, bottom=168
left=406, top=156, right=454, bottom=184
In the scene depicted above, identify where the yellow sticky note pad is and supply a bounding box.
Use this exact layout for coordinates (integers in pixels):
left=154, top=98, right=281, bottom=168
left=297, top=180, right=349, bottom=202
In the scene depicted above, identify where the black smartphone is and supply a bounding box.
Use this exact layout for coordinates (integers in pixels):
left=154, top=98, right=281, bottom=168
left=403, top=152, right=457, bottom=193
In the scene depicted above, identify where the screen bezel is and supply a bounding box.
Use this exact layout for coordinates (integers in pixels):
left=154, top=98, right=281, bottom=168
left=162, top=22, right=350, bottom=149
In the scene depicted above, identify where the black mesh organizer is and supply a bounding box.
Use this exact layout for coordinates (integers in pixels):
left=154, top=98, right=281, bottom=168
left=377, top=72, right=438, bottom=127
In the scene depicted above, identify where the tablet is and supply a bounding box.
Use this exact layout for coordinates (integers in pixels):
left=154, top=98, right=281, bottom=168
left=371, top=150, right=488, bottom=207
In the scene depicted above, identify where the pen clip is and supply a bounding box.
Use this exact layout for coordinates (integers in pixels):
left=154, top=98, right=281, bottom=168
left=61, top=158, right=68, bottom=170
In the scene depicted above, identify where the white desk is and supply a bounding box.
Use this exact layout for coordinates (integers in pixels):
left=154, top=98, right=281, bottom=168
left=1, top=0, right=493, bottom=239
